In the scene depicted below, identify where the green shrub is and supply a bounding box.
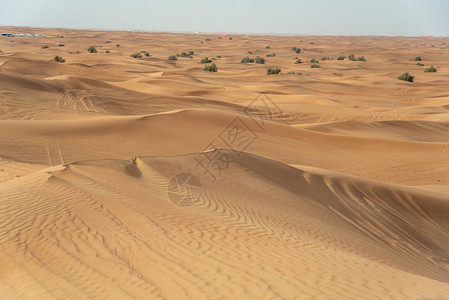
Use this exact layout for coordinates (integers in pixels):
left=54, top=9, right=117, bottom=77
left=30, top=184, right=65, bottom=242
left=414, top=56, right=422, bottom=61
left=178, top=52, right=192, bottom=58
left=203, top=63, right=217, bottom=72
left=87, top=46, right=97, bottom=53
left=267, top=68, right=281, bottom=75
left=42, top=45, right=49, bottom=49
left=356, top=56, right=366, bottom=61
left=116, top=44, right=120, bottom=47
left=168, top=55, right=177, bottom=60
left=255, top=56, right=265, bottom=64
left=58, top=35, right=64, bottom=38
left=53, top=56, right=65, bottom=63
left=266, top=53, right=276, bottom=57
left=265, top=45, right=270, bottom=49
left=58, top=44, right=65, bottom=47
left=216, top=55, right=222, bottom=58
left=200, top=57, right=212, bottom=63
left=106, top=41, right=111, bottom=44
left=310, top=58, right=319, bottom=63
left=321, top=56, right=331, bottom=61
left=424, top=66, right=437, bottom=72
left=247, top=51, right=253, bottom=54
left=337, top=56, right=345, bottom=60
left=286, top=71, right=301, bottom=75
left=130, top=53, right=142, bottom=58
left=241, top=56, right=255, bottom=63
left=294, top=59, right=302, bottom=64
left=311, top=64, right=321, bottom=68
left=105, top=50, right=110, bottom=53
left=398, top=72, right=414, bottom=82
left=416, top=62, right=424, bottom=66
left=229, top=37, right=232, bottom=40
left=189, top=50, right=194, bottom=55
left=205, top=38, right=211, bottom=41
left=348, top=54, right=356, bottom=61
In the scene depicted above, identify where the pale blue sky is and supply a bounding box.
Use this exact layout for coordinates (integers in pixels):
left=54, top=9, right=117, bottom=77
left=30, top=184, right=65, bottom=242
left=1, top=0, right=448, bottom=36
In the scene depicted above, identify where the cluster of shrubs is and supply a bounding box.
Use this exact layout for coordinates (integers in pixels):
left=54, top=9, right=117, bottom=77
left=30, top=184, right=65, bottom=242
left=87, top=46, right=97, bottom=53
left=348, top=54, right=365, bottom=61
left=310, top=58, right=319, bottom=63
left=337, top=56, right=346, bottom=60
left=416, top=62, right=424, bottom=66
left=241, top=56, right=265, bottom=64
left=292, top=46, right=301, bottom=54
left=311, top=64, right=321, bottom=68
left=176, top=51, right=195, bottom=58
left=398, top=72, right=414, bottom=82
left=203, top=63, right=217, bottom=72
left=140, top=50, right=150, bottom=56
left=168, top=55, right=177, bottom=61
left=130, top=53, right=142, bottom=58
left=424, top=66, right=437, bottom=72
left=266, top=53, right=276, bottom=57
left=321, top=56, right=331, bottom=61
left=267, top=68, right=281, bottom=75
left=200, top=57, right=212, bottom=63
left=53, top=56, right=65, bottom=63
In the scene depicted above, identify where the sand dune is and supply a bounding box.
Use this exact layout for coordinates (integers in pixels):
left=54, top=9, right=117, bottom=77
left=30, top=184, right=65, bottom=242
left=1, top=26, right=449, bottom=299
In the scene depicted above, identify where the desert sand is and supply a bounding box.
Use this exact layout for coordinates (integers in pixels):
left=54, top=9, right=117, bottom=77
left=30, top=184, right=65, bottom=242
left=1, top=26, right=449, bottom=299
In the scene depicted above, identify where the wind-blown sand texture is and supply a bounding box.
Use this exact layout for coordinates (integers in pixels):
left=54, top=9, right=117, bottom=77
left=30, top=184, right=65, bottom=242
left=1, top=26, right=449, bottom=299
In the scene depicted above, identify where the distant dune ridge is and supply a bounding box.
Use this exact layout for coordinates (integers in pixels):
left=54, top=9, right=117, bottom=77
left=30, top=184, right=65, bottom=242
left=1, top=26, right=449, bottom=299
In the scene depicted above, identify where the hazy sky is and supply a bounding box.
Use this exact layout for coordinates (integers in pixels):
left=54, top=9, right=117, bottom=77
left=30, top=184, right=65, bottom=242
left=1, top=0, right=448, bottom=36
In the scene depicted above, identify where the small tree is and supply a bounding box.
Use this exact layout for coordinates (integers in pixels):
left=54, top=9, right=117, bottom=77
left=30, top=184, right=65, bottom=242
left=424, top=66, right=437, bottom=72
left=53, top=56, right=65, bottom=63
left=398, top=72, right=414, bottom=82
left=203, top=63, right=217, bottom=72
left=87, top=46, right=97, bottom=53
left=267, top=68, right=281, bottom=75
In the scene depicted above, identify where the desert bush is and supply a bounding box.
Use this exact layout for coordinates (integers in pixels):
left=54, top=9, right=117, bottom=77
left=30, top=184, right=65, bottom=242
left=310, top=58, right=319, bottom=63
left=348, top=54, right=356, bottom=61
left=168, top=55, right=177, bottom=60
left=247, top=51, right=253, bottom=54
left=105, top=50, right=110, bottom=53
left=398, top=72, right=414, bottom=82
left=200, top=57, right=212, bottom=63
left=241, top=56, right=255, bottom=63
left=42, top=45, right=49, bottom=49
left=337, top=56, right=345, bottom=60
left=294, top=59, right=302, bottom=64
left=58, top=44, right=65, bottom=47
left=424, top=66, right=437, bottom=72
left=414, top=56, right=422, bottom=61
left=416, top=62, right=424, bottom=66
left=178, top=52, right=192, bottom=58
left=116, top=44, right=120, bottom=47
left=229, top=37, right=232, bottom=40
left=87, top=46, right=97, bottom=53
left=189, top=50, right=194, bottom=55
left=265, top=45, right=270, bottom=49
left=53, top=56, right=65, bottom=63
left=130, top=53, right=142, bottom=58
left=267, top=68, right=281, bottom=75
left=205, top=38, right=211, bottom=41
left=266, top=53, right=276, bottom=57
left=106, top=41, right=111, bottom=44
left=203, top=63, right=217, bottom=72
left=255, top=56, right=265, bottom=64
left=58, top=35, right=64, bottom=38
left=321, top=56, right=331, bottom=61
left=216, top=55, right=222, bottom=58
left=311, top=64, right=321, bottom=68
left=356, top=56, right=366, bottom=61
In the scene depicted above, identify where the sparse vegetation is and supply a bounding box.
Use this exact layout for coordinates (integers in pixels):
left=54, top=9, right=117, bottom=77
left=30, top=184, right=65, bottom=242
left=416, top=62, right=424, bottom=66
left=267, top=68, right=281, bottom=75
left=248, top=51, right=253, bottom=54
left=286, top=71, right=301, bottom=75
left=87, top=46, right=97, bottom=53
left=116, top=44, right=120, bottom=47
left=106, top=41, right=112, bottom=44
left=58, top=35, right=64, bottom=38
left=216, top=55, right=222, bottom=58
left=348, top=54, right=365, bottom=61
left=294, top=59, right=302, bottom=64
left=177, top=52, right=193, bottom=58
left=356, top=56, right=366, bottom=61
left=168, top=55, right=178, bottom=61
left=321, top=56, right=331, bottom=61
left=265, top=45, right=270, bottom=49
left=130, top=53, right=142, bottom=58
left=292, top=47, right=301, bottom=54
left=266, top=53, right=276, bottom=57
left=424, top=66, right=437, bottom=72
left=414, top=56, right=422, bottom=61
left=189, top=50, right=194, bottom=56
left=53, top=56, right=65, bottom=63
left=255, top=56, right=265, bottom=64
left=348, top=54, right=356, bottom=61
left=241, top=56, right=255, bottom=63
left=58, top=44, right=65, bottom=47
left=42, top=45, right=49, bottom=49
left=229, top=37, right=232, bottom=40
left=203, top=63, right=217, bottom=72
left=310, top=58, right=319, bottom=63
left=200, top=57, right=212, bottom=63
left=105, top=50, right=110, bottom=53
left=311, top=64, right=321, bottom=68
left=205, top=38, right=211, bottom=41
left=337, top=56, right=345, bottom=60
left=398, top=72, right=414, bottom=82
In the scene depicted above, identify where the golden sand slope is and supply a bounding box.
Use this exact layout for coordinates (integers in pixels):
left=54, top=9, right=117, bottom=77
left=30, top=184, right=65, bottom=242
left=1, top=26, right=449, bottom=299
